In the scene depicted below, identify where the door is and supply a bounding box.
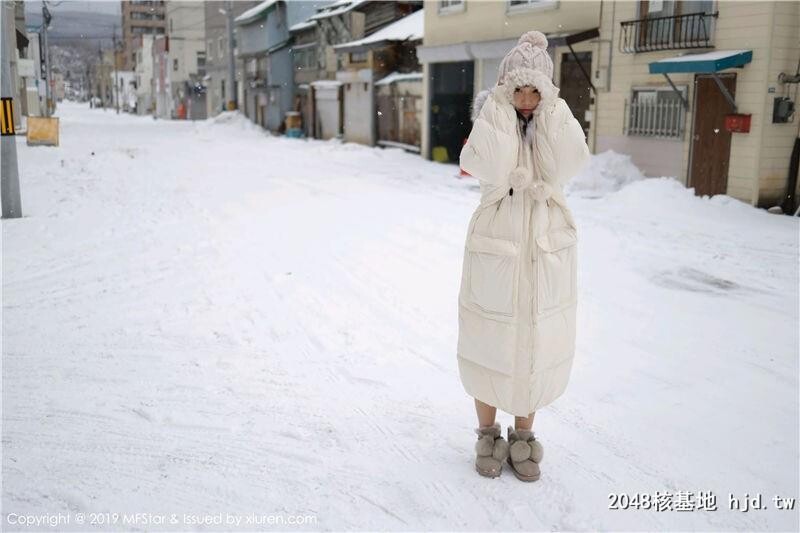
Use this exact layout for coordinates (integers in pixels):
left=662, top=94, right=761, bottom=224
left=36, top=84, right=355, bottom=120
left=430, top=61, right=474, bottom=162
left=689, top=74, right=736, bottom=197
left=559, top=52, right=592, bottom=137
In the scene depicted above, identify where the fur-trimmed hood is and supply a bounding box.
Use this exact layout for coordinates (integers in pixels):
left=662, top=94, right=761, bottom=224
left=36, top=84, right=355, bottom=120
left=471, top=69, right=559, bottom=122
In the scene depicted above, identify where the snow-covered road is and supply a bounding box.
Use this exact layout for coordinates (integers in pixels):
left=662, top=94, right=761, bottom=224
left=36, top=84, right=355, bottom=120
left=3, top=103, right=798, bottom=531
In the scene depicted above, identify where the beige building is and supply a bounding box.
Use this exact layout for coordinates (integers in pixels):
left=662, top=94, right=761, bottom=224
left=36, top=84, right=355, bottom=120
left=166, top=0, right=206, bottom=119
left=418, top=0, right=600, bottom=164
left=594, top=0, right=800, bottom=208
left=121, top=0, right=167, bottom=71
left=420, top=0, right=800, bottom=210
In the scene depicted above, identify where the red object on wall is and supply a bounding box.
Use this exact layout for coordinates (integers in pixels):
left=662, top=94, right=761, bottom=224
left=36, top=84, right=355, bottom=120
left=724, top=113, right=751, bottom=133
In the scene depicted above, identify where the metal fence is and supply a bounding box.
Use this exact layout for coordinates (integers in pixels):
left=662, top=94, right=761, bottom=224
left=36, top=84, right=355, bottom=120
left=619, top=11, right=718, bottom=53
left=627, top=94, right=685, bottom=138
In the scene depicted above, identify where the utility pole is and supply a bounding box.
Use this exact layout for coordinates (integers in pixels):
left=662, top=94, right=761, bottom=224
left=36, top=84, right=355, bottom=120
left=42, top=2, right=52, bottom=117
left=224, top=1, right=236, bottom=110
left=1, top=0, right=23, bottom=218
left=113, top=24, right=119, bottom=114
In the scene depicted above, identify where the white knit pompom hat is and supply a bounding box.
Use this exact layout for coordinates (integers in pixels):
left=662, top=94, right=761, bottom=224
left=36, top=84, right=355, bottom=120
left=495, top=30, right=558, bottom=111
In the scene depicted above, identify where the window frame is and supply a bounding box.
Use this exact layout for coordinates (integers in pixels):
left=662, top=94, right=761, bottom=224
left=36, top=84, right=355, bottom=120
left=438, top=0, right=466, bottom=16
left=626, top=84, right=688, bottom=140
left=506, top=0, right=559, bottom=14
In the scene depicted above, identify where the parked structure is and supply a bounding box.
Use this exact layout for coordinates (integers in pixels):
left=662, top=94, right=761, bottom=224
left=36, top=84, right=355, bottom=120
left=166, top=0, right=207, bottom=120
left=121, top=0, right=167, bottom=71
left=594, top=0, right=800, bottom=208
left=418, top=0, right=599, bottom=163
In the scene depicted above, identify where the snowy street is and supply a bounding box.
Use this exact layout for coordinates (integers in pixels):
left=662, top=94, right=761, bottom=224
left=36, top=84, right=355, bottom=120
left=2, top=103, right=798, bottom=531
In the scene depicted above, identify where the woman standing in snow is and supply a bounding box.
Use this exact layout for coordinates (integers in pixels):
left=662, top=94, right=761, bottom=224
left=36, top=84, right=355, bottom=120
left=457, top=31, right=590, bottom=481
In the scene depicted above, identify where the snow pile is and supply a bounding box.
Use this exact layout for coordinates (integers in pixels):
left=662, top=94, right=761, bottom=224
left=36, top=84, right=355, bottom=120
left=606, top=174, right=760, bottom=220
left=565, top=149, right=646, bottom=198
left=207, top=110, right=268, bottom=135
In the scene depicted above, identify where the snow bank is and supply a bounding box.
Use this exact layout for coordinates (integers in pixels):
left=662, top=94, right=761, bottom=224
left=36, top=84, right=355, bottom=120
left=565, top=149, right=645, bottom=198
left=205, top=110, right=269, bottom=136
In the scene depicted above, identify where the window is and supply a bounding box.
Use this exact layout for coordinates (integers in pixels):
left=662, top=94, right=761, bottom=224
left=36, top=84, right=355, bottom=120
left=438, top=0, right=465, bottom=14
left=173, top=58, right=178, bottom=71
left=636, top=0, right=716, bottom=49
left=169, top=18, right=173, bottom=32
left=218, top=36, right=224, bottom=58
left=207, top=39, right=213, bottom=60
left=507, top=0, right=558, bottom=11
left=349, top=51, right=367, bottom=64
left=197, top=51, right=206, bottom=75
left=627, top=86, right=687, bottom=138
left=293, top=47, right=317, bottom=71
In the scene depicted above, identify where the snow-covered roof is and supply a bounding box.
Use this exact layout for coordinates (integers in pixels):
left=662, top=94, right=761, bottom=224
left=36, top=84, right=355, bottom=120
left=649, top=49, right=753, bottom=75
left=375, top=71, right=423, bottom=86
left=308, top=0, right=367, bottom=22
left=310, top=80, right=343, bottom=87
left=333, top=10, right=423, bottom=51
left=653, top=49, right=751, bottom=63
left=235, top=0, right=279, bottom=25
left=289, top=20, right=316, bottom=33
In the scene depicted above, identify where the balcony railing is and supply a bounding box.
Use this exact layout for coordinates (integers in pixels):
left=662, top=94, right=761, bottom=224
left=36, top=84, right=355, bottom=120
left=619, top=11, right=718, bottom=54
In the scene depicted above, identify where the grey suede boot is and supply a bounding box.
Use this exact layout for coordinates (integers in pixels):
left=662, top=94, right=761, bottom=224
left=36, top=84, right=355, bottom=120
left=506, top=426, right=543, bottom=482
left=474, top=422, right=510, bottom=478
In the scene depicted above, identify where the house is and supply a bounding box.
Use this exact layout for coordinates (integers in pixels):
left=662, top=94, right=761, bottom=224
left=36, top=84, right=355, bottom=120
left=418, top=0, right=600, bottom=163
left=594, top=1, right=800, bottom=208
left=166, top=0, right=207, bottom=120
left=333, top=8, right=423, bottom=147
left=203, top=1, right=261, bottom=118
left=294, top=0, right=421, bottom=139
left=235, top=0, right=325, bottom=131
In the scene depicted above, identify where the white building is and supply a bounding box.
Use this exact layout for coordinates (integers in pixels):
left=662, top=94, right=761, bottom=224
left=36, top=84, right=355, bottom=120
left=22, top=31, right=45, bottom=117
left=134, top=34, right=155, bottom=115
left=166, top=0, right=207, bottom=119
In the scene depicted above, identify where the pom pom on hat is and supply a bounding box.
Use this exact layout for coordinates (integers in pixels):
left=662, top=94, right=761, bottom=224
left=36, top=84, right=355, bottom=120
left=517, top=30, right=548, bottom=50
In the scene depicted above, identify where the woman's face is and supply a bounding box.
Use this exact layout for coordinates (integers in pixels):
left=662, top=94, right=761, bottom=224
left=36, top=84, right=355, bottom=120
left=513, top=86, right=541, bottom=118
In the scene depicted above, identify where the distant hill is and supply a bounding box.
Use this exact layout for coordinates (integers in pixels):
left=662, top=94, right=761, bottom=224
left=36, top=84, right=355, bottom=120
left=25, top=5, right=119, bottom=47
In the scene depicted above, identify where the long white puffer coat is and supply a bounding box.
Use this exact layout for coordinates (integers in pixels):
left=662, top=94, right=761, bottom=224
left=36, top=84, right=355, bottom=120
left=457, top=74, right=590, bottom=417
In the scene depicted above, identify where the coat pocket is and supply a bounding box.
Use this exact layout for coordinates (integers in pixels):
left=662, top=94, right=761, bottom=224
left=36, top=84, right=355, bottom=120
left=464, top=233, right=519, bottom=320
left=534, top=226, right=577, bottom=314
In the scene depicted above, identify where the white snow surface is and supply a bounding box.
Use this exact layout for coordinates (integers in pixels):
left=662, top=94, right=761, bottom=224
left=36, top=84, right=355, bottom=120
left=565, top=149, right=646, bottom=198
left=3, top=103, right=798, bottom=531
